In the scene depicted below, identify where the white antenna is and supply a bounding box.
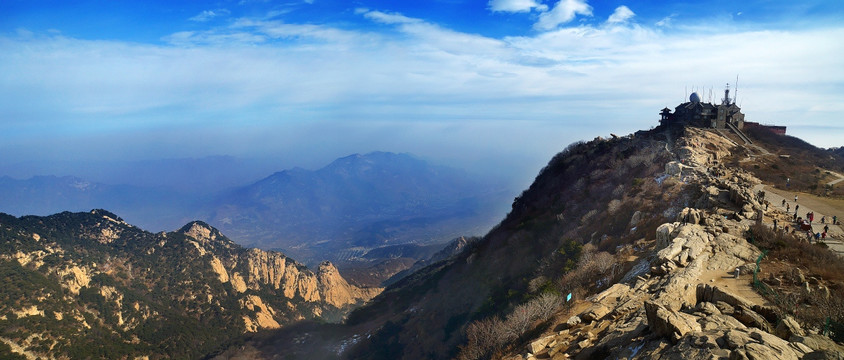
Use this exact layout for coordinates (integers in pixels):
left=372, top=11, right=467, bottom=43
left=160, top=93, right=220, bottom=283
left=734, top=74, right=739, bottom=105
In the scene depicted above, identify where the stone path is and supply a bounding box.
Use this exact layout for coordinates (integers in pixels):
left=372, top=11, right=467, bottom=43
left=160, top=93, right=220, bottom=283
left=753, top=184, right=844, bottom=256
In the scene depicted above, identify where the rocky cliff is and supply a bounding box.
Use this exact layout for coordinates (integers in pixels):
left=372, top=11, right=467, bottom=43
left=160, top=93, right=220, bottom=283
left=0, top=213, right=380, bottom=359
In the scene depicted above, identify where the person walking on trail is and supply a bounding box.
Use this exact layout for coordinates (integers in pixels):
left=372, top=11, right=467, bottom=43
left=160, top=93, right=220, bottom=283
left=795, top=195, right=798, bottom=203
left=821, top=216, right=826, bottom=224
left=824, top=224, right=829, bottom=234
left=787, top=203, right=791, bottom=212
left=835, top=215, right=838, bottom=225
left=795, top=204, right=799, bottom=214
left=782, top=199, right=786, bottom=207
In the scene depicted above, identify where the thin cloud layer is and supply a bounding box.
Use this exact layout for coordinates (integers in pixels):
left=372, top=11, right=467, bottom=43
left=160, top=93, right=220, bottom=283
left=189, top=9, right=231, bottom=22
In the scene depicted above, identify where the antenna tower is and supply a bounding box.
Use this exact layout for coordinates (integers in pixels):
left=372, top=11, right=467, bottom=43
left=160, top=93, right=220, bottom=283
left=734, top=75, right=739, bottom=105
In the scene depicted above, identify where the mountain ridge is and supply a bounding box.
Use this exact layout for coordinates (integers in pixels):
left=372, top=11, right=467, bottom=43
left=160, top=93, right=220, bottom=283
left=0, top=209, right=380, bottom=359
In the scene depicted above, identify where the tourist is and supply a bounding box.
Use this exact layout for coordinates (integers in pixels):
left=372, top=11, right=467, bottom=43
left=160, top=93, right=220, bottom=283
left=821, top=216, right=826, bottom=224
left=774, top=219, right=778, bottom=230
left=824, top=225, right=829, bottom=234
left=795, top=204, right=799, bottom=214
left=822, top=232, right=827, bottom=240
left=795, top=195, right=798, bottom=203
left=782, top=199, right=786, bottom=207
left=835, top=215, right=838, bottom=225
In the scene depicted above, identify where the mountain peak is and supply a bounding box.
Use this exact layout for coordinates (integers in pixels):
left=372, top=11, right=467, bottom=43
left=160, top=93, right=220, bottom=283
left=90, top=208, right=123, bottom=222
left=177, top=220, right=222, bottom=243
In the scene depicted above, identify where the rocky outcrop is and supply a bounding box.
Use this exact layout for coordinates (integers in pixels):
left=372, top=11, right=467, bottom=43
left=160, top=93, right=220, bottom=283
left=317, top=261, right=382, bottom=308
left=241, top=295, right=281, bottom=332
left=200, top=243, right=381, bottom=308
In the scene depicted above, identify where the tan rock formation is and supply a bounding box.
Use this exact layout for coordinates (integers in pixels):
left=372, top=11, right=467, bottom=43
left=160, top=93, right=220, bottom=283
left=209, top=256, right=229, bottom=283
left=241, top=295, right=281, bottom=332
left=56, top=265, right=91, bottom=295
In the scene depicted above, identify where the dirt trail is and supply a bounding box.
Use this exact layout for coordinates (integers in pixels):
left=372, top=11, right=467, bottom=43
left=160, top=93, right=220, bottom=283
left=827, top=170, right=844, bottom=186
left=755, top=184, right=844, bottom=256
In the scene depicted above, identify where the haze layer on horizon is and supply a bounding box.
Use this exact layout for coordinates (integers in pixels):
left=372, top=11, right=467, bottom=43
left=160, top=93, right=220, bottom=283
left=2, top=0, right=843, bottom=188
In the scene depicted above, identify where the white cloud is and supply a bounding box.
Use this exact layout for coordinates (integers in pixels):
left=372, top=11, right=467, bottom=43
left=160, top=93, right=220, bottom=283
left=361, top=10, right=421, bottom=25
left=189, top=9, right=231, bottom=22
left=655, top=14, right=676, bottom=27
left=488, top=0, right=548, bottom=13
left=607, top=5, right=635, bottom=24
left=534, top=0, right=593, bottom=31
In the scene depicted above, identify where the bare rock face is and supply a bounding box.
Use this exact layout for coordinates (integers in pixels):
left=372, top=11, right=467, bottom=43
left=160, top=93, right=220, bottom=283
left=192, top=231, right=382, bottom=309
left=241, top=295, right=281, bottom=332
left=318, top=261, right=381, bottom=308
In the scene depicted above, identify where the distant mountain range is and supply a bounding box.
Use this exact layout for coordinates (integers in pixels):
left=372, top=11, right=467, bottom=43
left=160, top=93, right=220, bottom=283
left=204, top=152, right=511, bottom=264
left=0, top=152, right=514, bottom=276
left=0, top=175, right=197, bottom=230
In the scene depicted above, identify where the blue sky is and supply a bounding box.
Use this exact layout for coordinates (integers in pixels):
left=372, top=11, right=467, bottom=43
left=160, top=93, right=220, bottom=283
left=1, top=0, right=843, bottom=185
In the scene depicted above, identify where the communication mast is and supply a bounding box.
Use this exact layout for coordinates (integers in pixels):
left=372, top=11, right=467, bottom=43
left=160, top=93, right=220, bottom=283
left=734, top=75, right=739, bottom=105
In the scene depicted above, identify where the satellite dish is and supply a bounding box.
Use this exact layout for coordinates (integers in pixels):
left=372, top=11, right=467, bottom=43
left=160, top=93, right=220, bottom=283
left=689, top=92, right=701, bottom=103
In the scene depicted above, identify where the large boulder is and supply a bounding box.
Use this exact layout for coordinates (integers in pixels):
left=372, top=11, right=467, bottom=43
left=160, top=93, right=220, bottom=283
left=723, top=329, right=801, bottom=360
left=732, top=306, right=772, bottom=333
left=775, top=315, right=804, bottom=340
left=696, top=284, right=754, bottom=311
left=645, top=301, right=702, bottom=342
left=656, top=223, right=677, bottom=250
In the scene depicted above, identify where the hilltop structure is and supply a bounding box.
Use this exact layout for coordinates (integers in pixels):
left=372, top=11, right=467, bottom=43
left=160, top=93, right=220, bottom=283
left=660, top=84, right=745, bottom=131
left=660, top=83, right=786, bottom=137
